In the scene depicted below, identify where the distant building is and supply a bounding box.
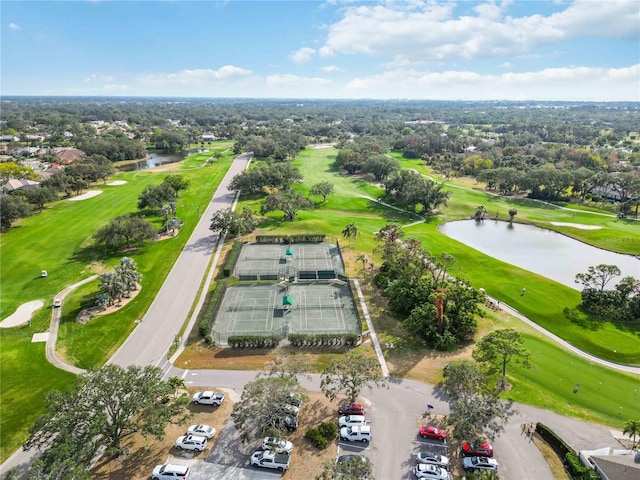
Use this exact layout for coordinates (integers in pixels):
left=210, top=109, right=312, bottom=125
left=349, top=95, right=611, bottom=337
left=2, top=178, right=40, bottom=193
left=581, top=448, right=640, bottom=480
left=0, top=135, right=19, bottom=142
left=201, top=133, right=217, bottom=141
left=52, top=147, right=86, bottom=164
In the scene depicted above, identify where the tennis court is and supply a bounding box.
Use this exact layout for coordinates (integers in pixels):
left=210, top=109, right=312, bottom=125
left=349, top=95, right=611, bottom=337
left=212, top=281, right=360, bottom=345
left=233, top=242, right=344, bottom=280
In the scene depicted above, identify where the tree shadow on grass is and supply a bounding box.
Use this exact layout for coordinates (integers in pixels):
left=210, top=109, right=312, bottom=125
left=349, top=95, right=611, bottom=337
left=563, top=306, right=603, bottom=331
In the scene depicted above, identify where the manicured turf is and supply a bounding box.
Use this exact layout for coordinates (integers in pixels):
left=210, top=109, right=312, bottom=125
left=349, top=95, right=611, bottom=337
left=505, top=334, right=640, bottom=426
left=0, top=143, right=234, bottom=462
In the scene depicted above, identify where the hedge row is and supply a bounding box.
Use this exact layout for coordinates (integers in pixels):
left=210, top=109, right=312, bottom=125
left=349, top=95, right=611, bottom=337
left=228, top=335, right=281, bottom=348
left=223, top=241, right=243, bottom=277
left=198, top=278, right=228, bottom=338
left=255, top=234, right=326, bottom=243
left=288, top=333, right=359, bottom=347
left=536, top=423, right=600, bottom=480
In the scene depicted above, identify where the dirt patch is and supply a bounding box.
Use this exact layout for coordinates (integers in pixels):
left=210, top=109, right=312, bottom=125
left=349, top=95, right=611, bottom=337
left=91, top=285, right=142, bottom=319
left=549, top=222, right=602, bottom=230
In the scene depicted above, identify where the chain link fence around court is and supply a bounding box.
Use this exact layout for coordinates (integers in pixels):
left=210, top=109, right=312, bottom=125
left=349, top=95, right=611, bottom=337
left=211, top=281, right=360, bottom=346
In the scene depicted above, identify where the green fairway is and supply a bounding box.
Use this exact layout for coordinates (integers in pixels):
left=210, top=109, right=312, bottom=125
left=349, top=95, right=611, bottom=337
left=505, top=334, right=640, bottom=426
left=0, top=143, right=234, bottom=462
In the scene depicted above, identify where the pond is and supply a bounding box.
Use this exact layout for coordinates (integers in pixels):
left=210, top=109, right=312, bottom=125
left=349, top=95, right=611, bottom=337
left=438, top=220, right=640, bottom=290
left=116, top=149, right=209, bottom=171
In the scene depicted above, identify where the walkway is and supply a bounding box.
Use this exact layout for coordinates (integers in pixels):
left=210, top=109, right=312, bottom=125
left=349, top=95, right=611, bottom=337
left=45, top=275, right=98, bottom=375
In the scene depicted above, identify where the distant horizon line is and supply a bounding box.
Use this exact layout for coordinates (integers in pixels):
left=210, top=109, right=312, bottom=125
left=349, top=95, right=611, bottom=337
left=2, top=95, right=640, bottom=105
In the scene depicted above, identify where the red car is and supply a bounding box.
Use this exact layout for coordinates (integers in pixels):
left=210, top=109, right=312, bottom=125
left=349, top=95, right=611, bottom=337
left=419, top=426, right=447, bottom=441
left=461, top=442, right=493, bottom=457
left=338, top=403, right=365, bottom=415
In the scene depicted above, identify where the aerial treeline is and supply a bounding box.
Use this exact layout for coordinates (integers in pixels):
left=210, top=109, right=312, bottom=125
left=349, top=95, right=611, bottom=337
left=233, top=127, right=308, bottom=160
left=229, top=162, right=302, bottom=193
left=575, top=265, right=640, bottom=322
left=373, top=223, right=484, bottom=350
left=75, top=135, right=146, bottom=161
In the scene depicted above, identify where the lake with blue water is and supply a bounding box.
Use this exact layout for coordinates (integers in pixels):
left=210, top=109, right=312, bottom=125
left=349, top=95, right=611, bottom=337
left=438, top=220, right=640, bottom=290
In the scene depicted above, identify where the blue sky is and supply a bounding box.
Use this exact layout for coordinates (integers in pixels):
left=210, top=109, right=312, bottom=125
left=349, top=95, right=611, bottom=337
left=2, top=0, right=639, bottom=100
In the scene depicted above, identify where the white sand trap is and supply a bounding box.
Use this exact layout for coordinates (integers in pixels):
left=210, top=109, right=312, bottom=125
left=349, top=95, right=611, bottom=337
left=0, top=300, right=44, bottom=328
left=32, top=332, right=49, bottom=343
left=69, top=190, right=103, bottom=201
left=549, top=222, right=602, bottom=230
left=107, top=180, right=127, bottom=186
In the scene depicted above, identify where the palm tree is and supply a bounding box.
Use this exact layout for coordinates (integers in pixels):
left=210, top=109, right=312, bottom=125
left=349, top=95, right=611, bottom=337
left=508, top=208, right=518, bottom=225
left=342, top=222, right=359, bottom=247
left=623, top=419, right=640, bottom=448
left=356, top=254, right=368, bottom=278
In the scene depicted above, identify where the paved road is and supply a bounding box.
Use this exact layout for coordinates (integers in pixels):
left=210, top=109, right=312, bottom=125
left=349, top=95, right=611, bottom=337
left=108, top=153, right=252, bottom=368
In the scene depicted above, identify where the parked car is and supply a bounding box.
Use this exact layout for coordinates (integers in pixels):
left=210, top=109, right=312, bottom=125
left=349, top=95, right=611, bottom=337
left=274, top=414, right=298, bottom=432
left=340, top=425, right=371, bottom=443
left=283, top=403, right=300, bottom=416
left=251, top=449, right=290, bottom=471
left=338, top=415, right=367, bottom=428
left=151, top=464, right=190, bottom=480
left=462, top=456, right=499, bottom=473
left=53, top=299, right=62, bottom=308
left=286, top=392, right=302, bottom=406
left=175, top=434, right=207, bottom=452
left=416, top=451, right=450, bottom=469
left=338, top=403, right=365, bottom=415
left=262, top=436, right=294, bottom=453
left=187, top=424, right=216, bottom=439
left=419, top=426, right=447, bottom=441
left=413, top=463, right=449, bottom=479
left=192, top=391, right=224, bottom=406
left=461, top=441, right=493, bottom=457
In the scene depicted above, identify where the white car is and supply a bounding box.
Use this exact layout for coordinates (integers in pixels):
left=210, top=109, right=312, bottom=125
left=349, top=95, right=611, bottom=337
left=338, top=415, right=367, bottom=428
left=262, top=436, right=294, bottom=453
left=175, top=434, right=207, bottom=452
left=187, top=424, right=216, bottom=439
left=283, top=403, right=300, bottom=415
left=413, top=463, right=449, bottom=480
left=53, top=299, right=62, bottom=308
left=462, top=456, right=499, bottom=473
left=416, top=451, right=450, bottom=469
left=192, top=390, right=225, bottom=405
left=339, top=425, right=371, bottom=443
left=151, top=463, right=190, bottom=479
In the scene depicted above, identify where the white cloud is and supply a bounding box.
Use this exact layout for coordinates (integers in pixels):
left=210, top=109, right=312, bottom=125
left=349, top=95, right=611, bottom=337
left=500, top=62, right=512, bottom=68
left=319, top=0, right=639, bottom=63
left=84, top=74, right=115, bottom=83
left=320, top=65, right=341, bottom=73
left=343, top=64, right=640, bottom=101
left=137, top=66, right=253, bottom=86
left=290, top=47, right=316, bottom=64
left=8, top=23, right=21, bottom=30
left=266, top=74, right=331, bottom=88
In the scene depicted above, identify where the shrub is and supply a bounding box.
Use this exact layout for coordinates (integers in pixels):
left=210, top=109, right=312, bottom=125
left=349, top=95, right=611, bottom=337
left=198, top=279, right=228, bottom=338
left=227, top=335, right=280, bottom=348
left=223, top=241, right=243, bottom=277
left=305, top=427, right=329, bottom=449
left=287, top=333, right=359, bottom=347
left=317, top=422, right=338, bottom=440
left=305, top=422, right=338, bottom=450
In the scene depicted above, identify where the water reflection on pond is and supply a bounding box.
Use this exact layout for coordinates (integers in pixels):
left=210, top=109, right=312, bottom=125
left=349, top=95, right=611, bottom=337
left=117, top=149, right=209, bottom=171
left=438, top=220, right=639, bottom=290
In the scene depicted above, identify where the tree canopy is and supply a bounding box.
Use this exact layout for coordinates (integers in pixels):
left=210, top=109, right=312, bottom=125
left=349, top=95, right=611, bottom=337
left=320, top=351, right=388, bottom=403
left=93, top=214, right=157, bottom=249
left=24, top=365, right=190, bottom=478
left=472, top=329, right=531, bottom=389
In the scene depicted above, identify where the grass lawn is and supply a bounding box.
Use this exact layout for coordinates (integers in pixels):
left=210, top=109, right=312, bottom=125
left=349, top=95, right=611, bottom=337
left=0, top=143, right=234, bottom=462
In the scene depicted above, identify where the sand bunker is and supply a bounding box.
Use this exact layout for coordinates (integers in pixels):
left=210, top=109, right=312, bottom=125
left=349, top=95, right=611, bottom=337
left=107, top=180, right=127, bottom=186
left=549, top=222, right=602, bottom=230
left=0, top=300, right=44, bottom=328
left=69, top=190, right=103, bottom=201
